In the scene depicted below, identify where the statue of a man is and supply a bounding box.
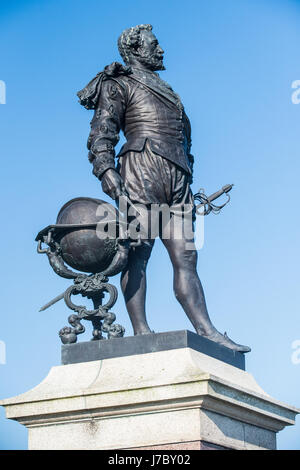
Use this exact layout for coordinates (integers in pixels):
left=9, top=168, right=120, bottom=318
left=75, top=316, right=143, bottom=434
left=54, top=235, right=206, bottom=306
left=78, top=24, right=250, bottom=352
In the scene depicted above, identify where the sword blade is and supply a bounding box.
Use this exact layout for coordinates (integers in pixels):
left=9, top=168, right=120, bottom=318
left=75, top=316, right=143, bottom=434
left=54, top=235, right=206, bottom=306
left=39, top=292, right=65, bottom=312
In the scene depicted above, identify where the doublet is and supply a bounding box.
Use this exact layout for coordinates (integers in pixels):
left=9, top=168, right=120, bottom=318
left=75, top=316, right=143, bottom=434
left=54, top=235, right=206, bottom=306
left=84, top=66, right=194, bottom=180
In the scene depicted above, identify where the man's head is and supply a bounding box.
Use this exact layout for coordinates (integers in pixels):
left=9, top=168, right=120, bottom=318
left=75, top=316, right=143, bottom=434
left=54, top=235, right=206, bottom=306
left=118, top=24, right=165, bottom=71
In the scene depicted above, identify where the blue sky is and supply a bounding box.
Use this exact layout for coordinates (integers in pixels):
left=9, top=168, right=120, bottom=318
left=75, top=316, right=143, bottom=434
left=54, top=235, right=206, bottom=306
left=0, top=0, right=299, bottom=449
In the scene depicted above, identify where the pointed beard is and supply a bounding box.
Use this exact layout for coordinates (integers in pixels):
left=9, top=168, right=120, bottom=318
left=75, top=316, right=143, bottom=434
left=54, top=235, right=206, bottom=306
left=137, top=54, right=165, bottom=71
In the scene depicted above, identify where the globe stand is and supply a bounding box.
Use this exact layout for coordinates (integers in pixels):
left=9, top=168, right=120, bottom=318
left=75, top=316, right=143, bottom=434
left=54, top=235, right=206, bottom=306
left=58, top=272, right=124, bottom=344
left=35, top=199, right=128, bottom=344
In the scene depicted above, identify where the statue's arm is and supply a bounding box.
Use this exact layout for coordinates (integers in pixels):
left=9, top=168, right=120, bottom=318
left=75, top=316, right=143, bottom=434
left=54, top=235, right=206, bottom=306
left=184, top=112, right=194, bottom=181
left=87, top=79, right=126, bottom=180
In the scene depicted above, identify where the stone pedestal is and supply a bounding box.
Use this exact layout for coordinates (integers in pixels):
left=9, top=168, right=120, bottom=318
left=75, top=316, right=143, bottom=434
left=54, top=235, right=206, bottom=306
left=1, top=331, right=298, bottom=450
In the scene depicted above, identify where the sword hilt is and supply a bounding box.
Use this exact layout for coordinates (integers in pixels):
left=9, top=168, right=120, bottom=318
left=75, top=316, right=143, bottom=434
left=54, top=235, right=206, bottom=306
left=194, top=184, right=234, bottom=215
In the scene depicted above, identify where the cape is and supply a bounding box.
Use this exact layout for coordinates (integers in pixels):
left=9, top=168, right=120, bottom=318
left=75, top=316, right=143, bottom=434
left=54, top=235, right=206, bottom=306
left=77, top=62, right=132, bottom=110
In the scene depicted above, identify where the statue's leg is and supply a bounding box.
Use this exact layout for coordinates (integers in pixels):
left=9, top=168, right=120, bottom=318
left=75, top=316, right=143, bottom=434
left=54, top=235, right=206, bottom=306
left=161, top=225, right=251, bottom=352
left=120, top=240, right=155, bottom=335
left=161, top=233, right=215, bottom=336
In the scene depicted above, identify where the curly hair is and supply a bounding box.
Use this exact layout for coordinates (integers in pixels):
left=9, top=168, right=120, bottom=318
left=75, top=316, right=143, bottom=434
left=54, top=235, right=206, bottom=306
left=118, top=24, right=153, bottom=64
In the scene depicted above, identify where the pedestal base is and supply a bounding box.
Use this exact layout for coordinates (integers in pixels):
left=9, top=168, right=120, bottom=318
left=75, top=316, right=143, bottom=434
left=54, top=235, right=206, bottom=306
left=62, top=329, right=245, bottom=370
left=1, top=332, right=298, bottom=450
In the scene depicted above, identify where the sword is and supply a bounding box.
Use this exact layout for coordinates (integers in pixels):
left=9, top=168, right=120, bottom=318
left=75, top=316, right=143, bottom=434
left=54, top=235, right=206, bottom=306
left=39, top=291, right=65, bottom=312
left=194, top=184, right=234, bottom=215
left=206, top=184, right=233, bottom=202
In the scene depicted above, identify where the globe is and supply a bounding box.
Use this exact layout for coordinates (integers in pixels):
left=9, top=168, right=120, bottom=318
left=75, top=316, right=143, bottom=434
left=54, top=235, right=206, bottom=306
left=56, top=197, right=119, bottom=274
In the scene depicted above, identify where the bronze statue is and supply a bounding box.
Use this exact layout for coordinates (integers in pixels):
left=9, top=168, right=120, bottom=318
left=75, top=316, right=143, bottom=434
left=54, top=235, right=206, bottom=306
left=76, top=24, right=250, bottom=353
